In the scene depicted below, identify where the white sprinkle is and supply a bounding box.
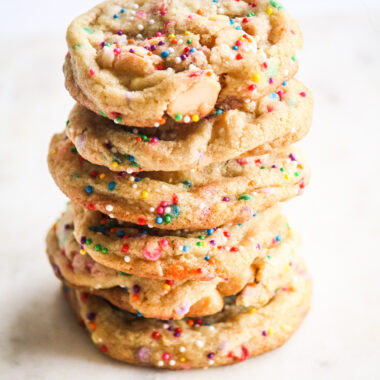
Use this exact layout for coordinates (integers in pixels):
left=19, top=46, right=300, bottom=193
left=137, top=24, right=144, bottom=31
left=175, top=57, right=181, bottom=64
left=229, top=54, right=235, bottom=60
left=106, top=204, right=114, bottom=212
left=167, top=67, right=174, bottom=73
left=184, top=116, right=191, bottom=123
left=109, top=214, right=114, bottom=218
left=129, top=176, right=135, bottom=182
left=177, top=38, right=183, bottom=44
left=168, top=47, right=174, bottom=53
left=149, top=19, right=155, bottom=24
left=195, top=340, right=204, bottom=348
left=164, top=207, right=171, bottom=214
left=154, top=122, right=160, bottom=127
left=179, top=346, right=186, bottom=353
left=149, top=207, right=155, bottom=212
left=209, top=360, right=215, bottom=365
left=126, top=168, right=133, bottom=174
left=129, top=16, right=135, bottom=21
left=111, top=147, right=117, bottom=153
left=157, top=360, right=164, bottom=367
left=291, top=127, right=296, bottom=133
left=208, top=325, right=215, bottom=331
left=132, top=184, right=137, bottom=189
left=189, top=64, right=196, bottom=70
left=147, top=224, right=153, bottom=228
left=132, top=3, right=139, bottom=9
left=136, top=33, right=143, bottom=39
left=163, top=323, right=169, bottom=329
left=169, top=360, right=176, bottom=366
left=124, top=256, right=131, bottom=263
left=132, top=128, right=138, bottom=134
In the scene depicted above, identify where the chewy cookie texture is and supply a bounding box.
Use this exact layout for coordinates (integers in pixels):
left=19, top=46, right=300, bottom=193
left=46, top=0, right=313, bottom=369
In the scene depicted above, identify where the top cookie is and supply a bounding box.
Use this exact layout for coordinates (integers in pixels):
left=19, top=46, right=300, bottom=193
left=65, top=0, right=302, bottom=127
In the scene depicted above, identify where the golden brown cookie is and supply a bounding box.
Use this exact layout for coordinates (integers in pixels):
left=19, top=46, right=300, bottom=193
left=66, top=79, right=312, bottom=172
left=48, top=133, right=309, bottom=230
left=47, top=205, right=301, bottom=319
left=65, top=264, right=311, bottom=369
left=65, top=0, right=302, bottom=126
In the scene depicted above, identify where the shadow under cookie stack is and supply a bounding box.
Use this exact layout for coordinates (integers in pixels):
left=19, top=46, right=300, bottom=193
left=47, top=0, right=313, bottom=369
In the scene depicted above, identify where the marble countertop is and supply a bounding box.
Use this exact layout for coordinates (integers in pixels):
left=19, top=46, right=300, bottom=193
left=1, top=4, right=379, bottom=380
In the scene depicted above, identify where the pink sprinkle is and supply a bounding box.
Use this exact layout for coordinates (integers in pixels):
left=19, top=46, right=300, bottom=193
left=160, top=238, right=169, bottom=247
left=143, top=242, right=162, bottom=261
left=89, top=69, right=95, bottom=76
left=300, top=92, right=307, bottom=97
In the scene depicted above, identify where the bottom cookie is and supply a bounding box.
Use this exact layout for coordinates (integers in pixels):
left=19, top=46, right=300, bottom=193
left=65, top=267, right=311, bottom=369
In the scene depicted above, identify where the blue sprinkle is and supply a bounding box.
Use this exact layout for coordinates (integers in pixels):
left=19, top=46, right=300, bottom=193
left=156, top=216, right=163, bottom=224
left=282, top=80, right=287, bottom=86
left=183, top=180, right=192, bottom=187
left=253, top=212, right=258, bottom=217
left=235, top=26, right=242, bottom=30
left=108, top=181, right=116, bottom=191
left=85, top=186, right=93, bottom=194
left=215, top=109, right=224, bottom=115
left=276, top=235, right=281, bottom=242
left=128, top=155, right=135, bottom=162
left=232, top=45, right=238, bottom=50
left=135, top=177, right=142, bottom=182
left=190, top=48, right=196, bottom=53
left=207, top=229, right=214, bottom=236
left=120, top=8, right=126, bottom=13
left=172, top=205, right=180, bottom=217
left=137, top=312, right=143, bottom=317
left=161, top=50, right=170, bottom=58
left=230, top=19, right=235, bottom=25
left=123, top=286, right=129, bottom=290
left=269, top=92, right=280, bottom=100
left=113, top=14, right=119, bottom=19
left=213, top=0, right=218, bottom=2
left=204, top=256, right=210, bottom=261
left=142, top=229, right=148, bottom=234
left=117, top=231, right=125, bottom=238
left=183, top=246, right=189, bottom=253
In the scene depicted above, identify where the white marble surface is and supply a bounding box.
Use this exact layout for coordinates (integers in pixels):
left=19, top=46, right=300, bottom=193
left=1, top=3, right=380, bottom=380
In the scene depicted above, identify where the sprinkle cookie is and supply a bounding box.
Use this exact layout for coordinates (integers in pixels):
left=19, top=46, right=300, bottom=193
left=66, top=79, right=312, bottom=172
left=65, top=0, right=302, bottom=126
left=72, top=204, right=293, bottom=282
left=47, top=205, right=302, bottom=319
left=65, top=265, right=311, bottom=368
left=48, top=133, right=309, bottom=230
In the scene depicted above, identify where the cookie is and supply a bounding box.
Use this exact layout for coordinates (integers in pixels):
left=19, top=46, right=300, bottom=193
left=65, top=264, right=311, bottom=369
left=65, top=0, right=302, bottom=127
left=72, top=204, right=292, bottom=282
left=66, top=79, right=312, bottom=173
left=47, top=205, right=300, bottom=319
left=48, top=133, right=309, bottom=230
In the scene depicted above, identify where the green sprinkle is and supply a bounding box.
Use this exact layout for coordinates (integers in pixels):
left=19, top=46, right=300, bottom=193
left=86, top=239, right=93, bottom=245
left=187, top=39, right=192, bottom=44
left=83, top=27, right=94, bottom=34
left=70, top=147, right=77, bottom=154
left=115, top=116, right=122, bottom=123
left=196, top=242, right=202, bottom=247
left=239, top=194, right=252, bottom=201
left=142, top=135, right=148, bottom=141
left=291, top=56, right=297, bottom=61
left=247, top=12, right=255, bottom=17
left=280, top=167, right=285, bottom=172
left=119, top=271, right=132, bottom=276
left=94, top=244, right=101, bottom=252
left=102, top=248, right=108, bottom=254
left=174, top=114, right=183, bottom=121
left=66, top=120, right=70, bottom=126
left=164, top=215, right=172, bottom=223
left=294, top=171, right=300, bottom=177
left=260, top=166, right=266, bottom=170
left=198, top=235, right=205, bottom=240
left=267, top=255, right=272, bottom=259
left=100, top=111, right=108, bottom=118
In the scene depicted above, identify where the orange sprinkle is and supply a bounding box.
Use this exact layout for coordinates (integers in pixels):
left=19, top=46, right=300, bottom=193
left=197, top=9, right=203, bottom=15
left=132, top=294, right=139, bottom=302
left=89, top=322, right=96, bottom=330
left=169, top=264, right=187, bottom=281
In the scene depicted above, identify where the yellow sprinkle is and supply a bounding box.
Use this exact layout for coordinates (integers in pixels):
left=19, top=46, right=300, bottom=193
left=266, top=7, right=273, bottom=15
left=179, top=357, right=187, bottom=363
left=284, top=173, right=289, bottom=180
left=285, top=264, right=290, bottom=271
left=168, top=34, right=175, bottom=39
left=80, top=249, right=87, bottom=256
left=248, top=307, right=257, bottom=314
left=192, top=114, right=200, bottom=122
left=141, top=190, right=149, bottom=199
left=111, top=161, right=119, bottom=168
left=163, top=284, right=171, bottom=291
left=238, top=36, right=244, bottom=41
left=99, top=173, right=106, bottom=180
left=184, top=31, right=190, bottom=36
left=50, top=150, right=57, bottom=155
left=252, top=73, right=261, bottom=83
left=267, top=329, right=273, bottom=335
left=209, top=16, right=217, bottom=21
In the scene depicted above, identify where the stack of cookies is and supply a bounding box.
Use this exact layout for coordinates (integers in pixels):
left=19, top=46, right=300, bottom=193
left=47, top=0, right=313, bottom=369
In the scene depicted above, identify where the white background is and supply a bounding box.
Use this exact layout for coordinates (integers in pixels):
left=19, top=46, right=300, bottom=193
left=1, top=1, right=380, bottom=380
